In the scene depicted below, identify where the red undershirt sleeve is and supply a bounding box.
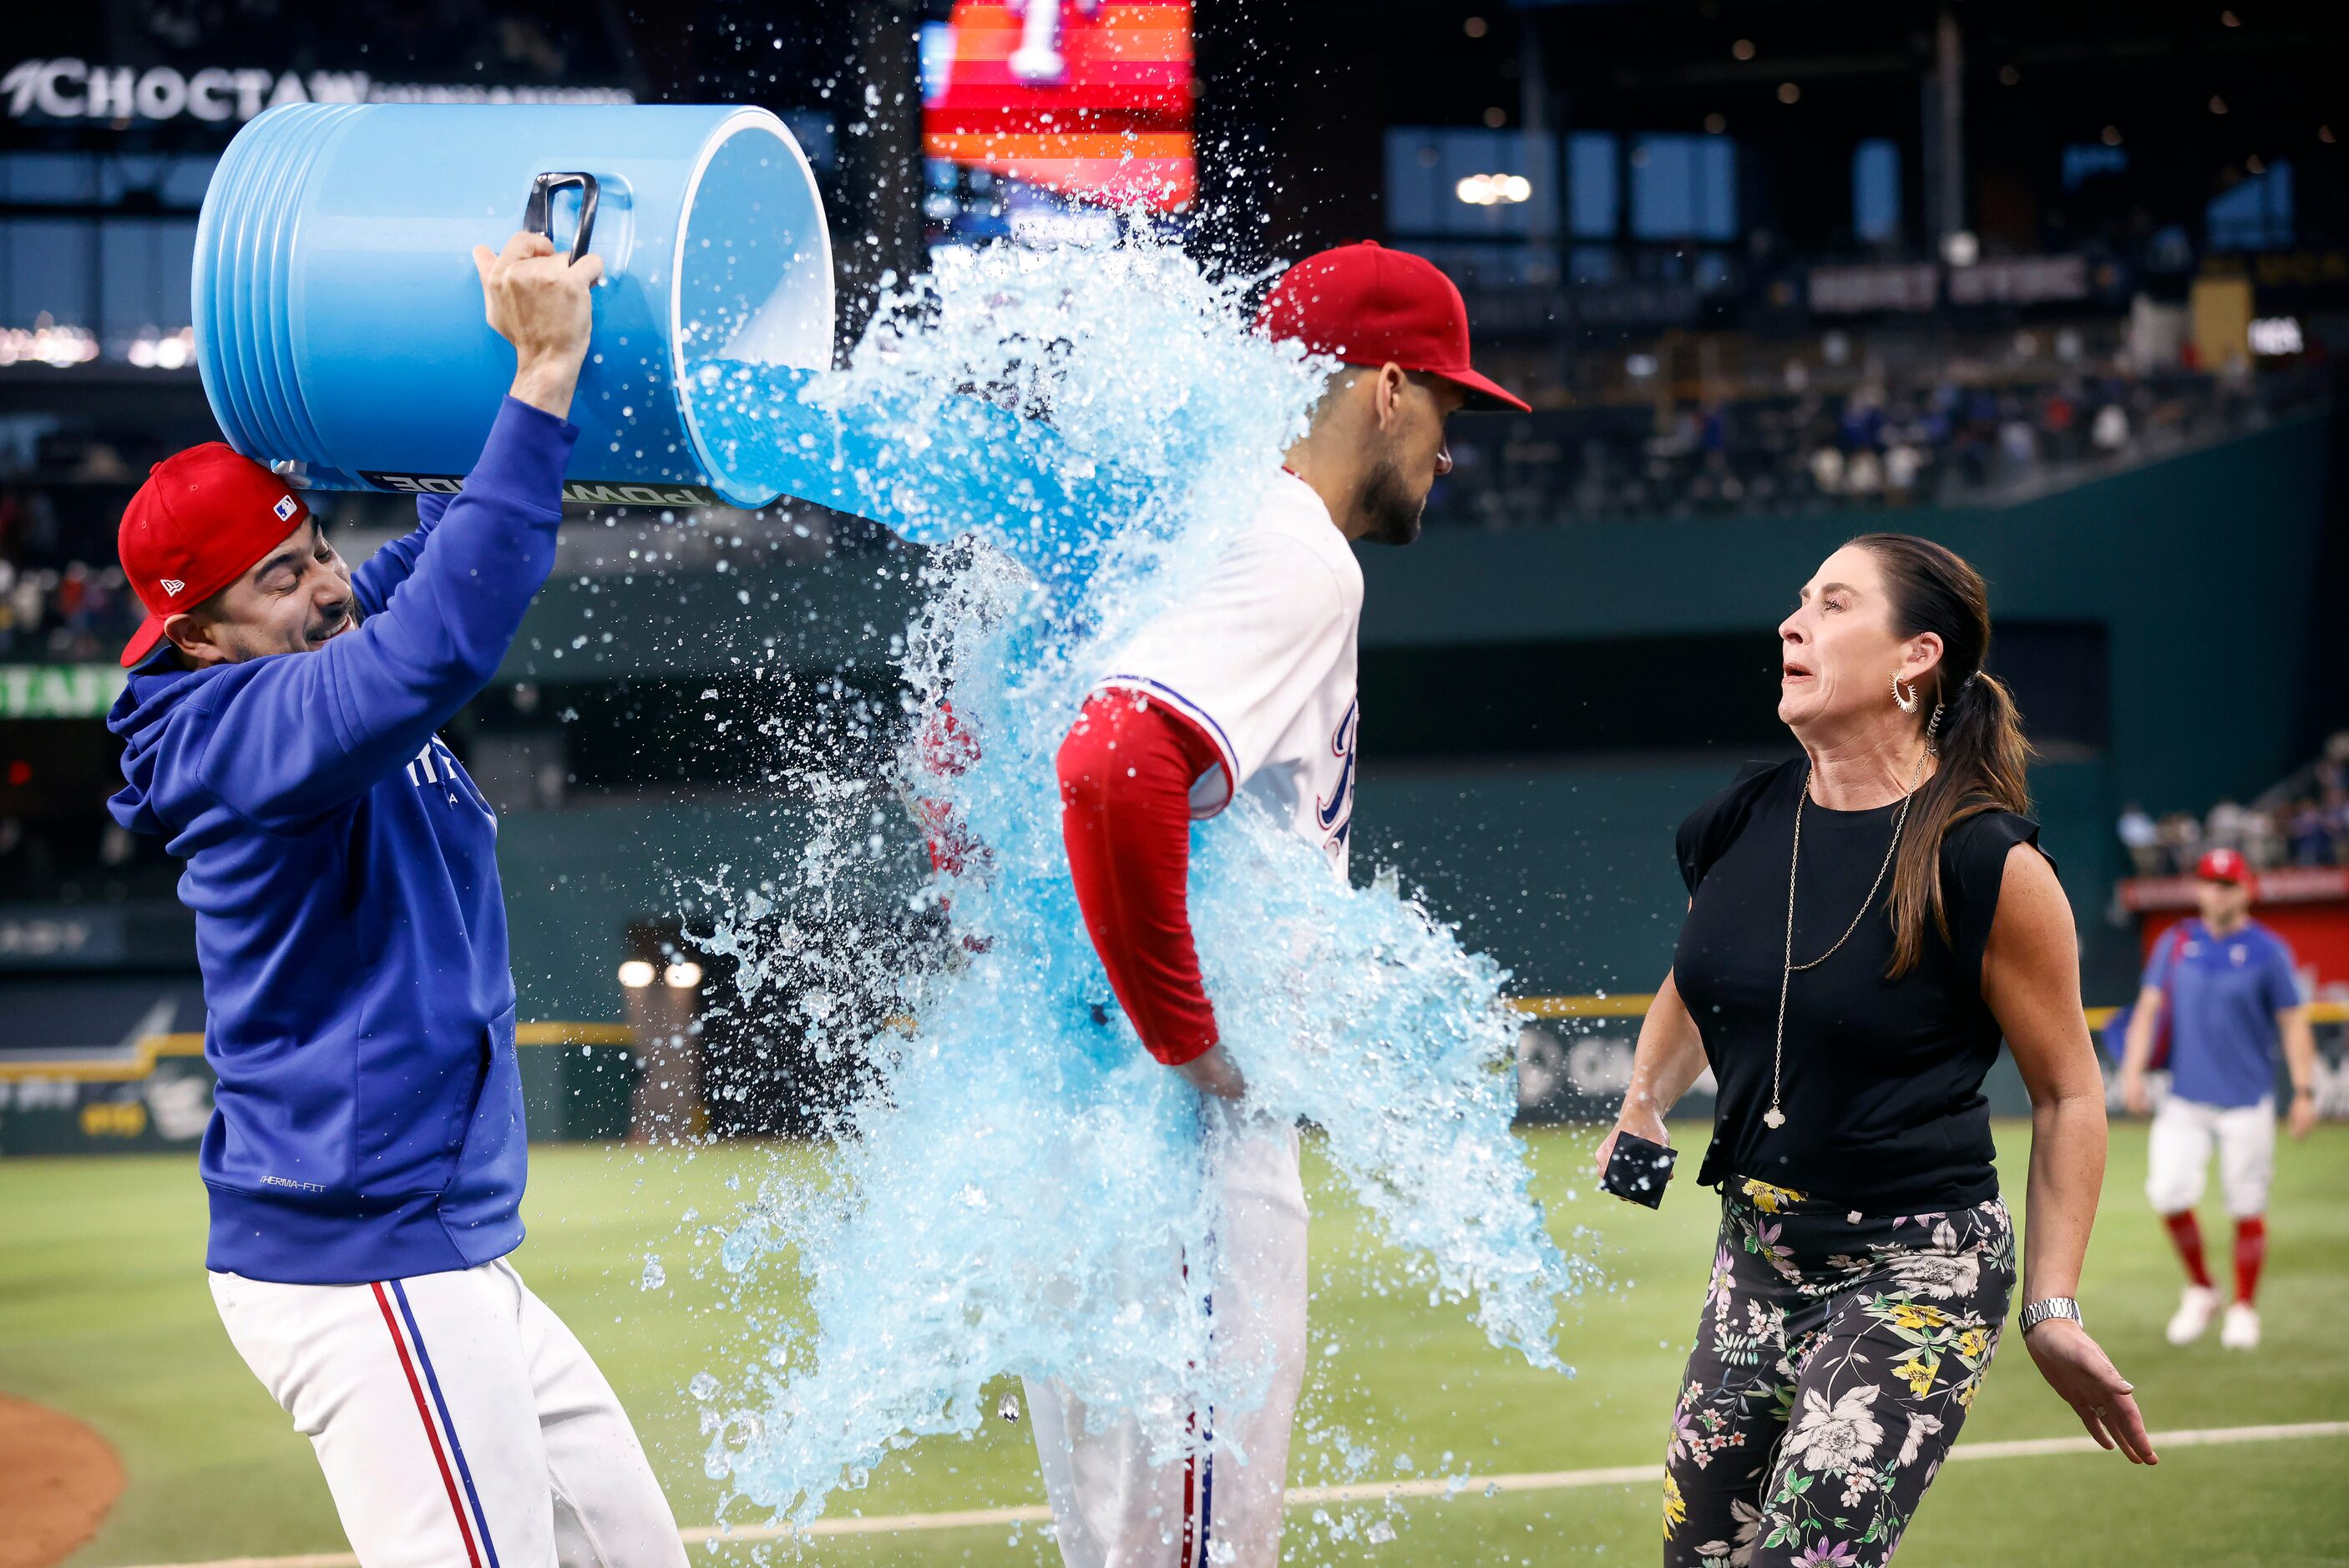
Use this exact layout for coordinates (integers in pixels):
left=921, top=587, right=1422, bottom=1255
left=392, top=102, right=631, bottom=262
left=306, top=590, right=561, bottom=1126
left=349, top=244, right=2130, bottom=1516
left=1056, top=690, right=1224, bottom=1066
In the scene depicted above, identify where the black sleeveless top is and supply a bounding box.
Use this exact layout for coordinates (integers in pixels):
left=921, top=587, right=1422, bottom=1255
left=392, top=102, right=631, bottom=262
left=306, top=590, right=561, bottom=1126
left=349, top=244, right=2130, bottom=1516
left=1673, top=758, right=2047, bottom=1210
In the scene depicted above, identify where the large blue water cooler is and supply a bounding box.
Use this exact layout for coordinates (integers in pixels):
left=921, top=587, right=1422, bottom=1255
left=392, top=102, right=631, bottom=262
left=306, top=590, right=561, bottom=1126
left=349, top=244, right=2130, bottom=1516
left=192, top=103, right=833, bottom=508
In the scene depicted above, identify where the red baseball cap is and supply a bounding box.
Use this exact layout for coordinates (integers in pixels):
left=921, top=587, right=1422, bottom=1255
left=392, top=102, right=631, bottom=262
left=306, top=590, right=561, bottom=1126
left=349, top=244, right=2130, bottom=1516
left=116, top=444, right=311, bottom=668
left=2196, top=847, right=2253, bottom=887
left=1258, top=241, right=1531, bottom=412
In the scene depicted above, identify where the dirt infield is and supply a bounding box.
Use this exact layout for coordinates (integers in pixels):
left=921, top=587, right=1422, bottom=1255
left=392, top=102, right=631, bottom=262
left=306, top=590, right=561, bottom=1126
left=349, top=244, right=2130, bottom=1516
left=0, top=1395, right=124, bottom=1568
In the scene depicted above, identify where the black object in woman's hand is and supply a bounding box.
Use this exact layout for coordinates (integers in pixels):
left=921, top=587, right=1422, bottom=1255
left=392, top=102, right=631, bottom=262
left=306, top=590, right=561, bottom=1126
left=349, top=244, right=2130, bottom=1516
left=1601, top=1130, right=1678, bottom=1208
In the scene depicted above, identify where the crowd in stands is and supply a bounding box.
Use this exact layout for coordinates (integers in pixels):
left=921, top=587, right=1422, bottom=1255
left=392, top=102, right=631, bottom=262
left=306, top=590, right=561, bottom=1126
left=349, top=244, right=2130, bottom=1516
left=0, top=341, right=2330, bottom=663
left=2119, top=732, right=2349, bottom=877
left=0, top=488, right=144, bottom=665
left=1429, top=362, right=2319, bottom=530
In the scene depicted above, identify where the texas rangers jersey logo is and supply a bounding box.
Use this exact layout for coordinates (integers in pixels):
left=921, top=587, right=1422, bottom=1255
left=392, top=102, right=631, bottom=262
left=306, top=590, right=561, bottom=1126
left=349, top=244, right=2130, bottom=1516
left=403, top=738, right=459, bottom=789
left=402, top=735, right=491, bottom=816
left=1316, top=695, right=1359, bottom=857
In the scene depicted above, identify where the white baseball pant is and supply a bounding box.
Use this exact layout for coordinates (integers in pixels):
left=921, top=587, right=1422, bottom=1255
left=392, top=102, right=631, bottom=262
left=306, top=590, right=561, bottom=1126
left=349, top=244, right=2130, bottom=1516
left=1025, top=1112, right=1309, bottom=1568
left=2146, top=1094, right=2277, bottom=1217
left=210, top=1257, right=686, bottom=1568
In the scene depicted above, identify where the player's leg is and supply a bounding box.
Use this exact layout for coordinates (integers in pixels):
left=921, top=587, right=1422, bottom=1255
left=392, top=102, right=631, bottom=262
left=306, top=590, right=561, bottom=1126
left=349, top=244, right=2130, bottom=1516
left=2215, top=1098, right=2278, bottom=1350
left=209, top=1265, right=559, bottom=1568
left=506, top=1260, right=689, bottom=1565
left=1023, top=1375, right=1177, bottom=1568
left=2145, top=1095, right=2220, bottom=1343
left=1187, top=1120, right=1309, bottom=1568
left=1023, top=1115, right=1308, bottom=1568
left=1663, top=1212, right=1798, bottom=1568
left=1020, top=1221, right=1204, bottom=1566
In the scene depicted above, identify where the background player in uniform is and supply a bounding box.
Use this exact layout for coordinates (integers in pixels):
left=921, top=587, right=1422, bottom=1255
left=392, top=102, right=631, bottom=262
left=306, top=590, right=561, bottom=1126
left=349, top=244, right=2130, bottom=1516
left=104, top=232, right=688, bottom=1566
left=1034, top=242, right=1528, bottom=1568
left=2119, top=847, right=2319, bottom=1350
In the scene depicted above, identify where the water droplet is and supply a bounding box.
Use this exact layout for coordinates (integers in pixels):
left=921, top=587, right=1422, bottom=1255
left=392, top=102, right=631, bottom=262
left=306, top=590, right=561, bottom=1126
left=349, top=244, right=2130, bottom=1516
left=997, top=1391, right=1021, bottom=1423
left=640, top=1257, right=666, bottom=1291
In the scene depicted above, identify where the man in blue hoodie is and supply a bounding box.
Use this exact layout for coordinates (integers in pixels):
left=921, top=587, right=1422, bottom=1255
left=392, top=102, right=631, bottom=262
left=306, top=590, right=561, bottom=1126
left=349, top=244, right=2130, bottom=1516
left=109, top=230, right=687, bottom=1567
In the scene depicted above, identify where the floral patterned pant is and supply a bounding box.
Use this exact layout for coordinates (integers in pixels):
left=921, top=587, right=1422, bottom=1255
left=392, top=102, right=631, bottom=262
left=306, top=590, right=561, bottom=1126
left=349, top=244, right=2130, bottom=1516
left=1661, top=1179, right=2017, bottom=1568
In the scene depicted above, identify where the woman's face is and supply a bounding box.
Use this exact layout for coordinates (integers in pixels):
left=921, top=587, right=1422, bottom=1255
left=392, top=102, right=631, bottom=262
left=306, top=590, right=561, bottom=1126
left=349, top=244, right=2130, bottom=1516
left=1776, top=544, right=1941, bottom=736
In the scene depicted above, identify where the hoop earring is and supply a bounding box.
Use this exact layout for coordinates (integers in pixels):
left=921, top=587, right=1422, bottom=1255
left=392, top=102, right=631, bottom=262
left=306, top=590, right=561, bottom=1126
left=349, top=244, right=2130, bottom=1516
left=1892, top=674, right=1920, bottom=714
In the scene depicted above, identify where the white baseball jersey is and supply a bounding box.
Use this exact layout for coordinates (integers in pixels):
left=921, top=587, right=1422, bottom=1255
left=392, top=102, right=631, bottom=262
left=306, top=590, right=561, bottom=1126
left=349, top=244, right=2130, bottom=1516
left=1099, top=469, right=1363, bottom=872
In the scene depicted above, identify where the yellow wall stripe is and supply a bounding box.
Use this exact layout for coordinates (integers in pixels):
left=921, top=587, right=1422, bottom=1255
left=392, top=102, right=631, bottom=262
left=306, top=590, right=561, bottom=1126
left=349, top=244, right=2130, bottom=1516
left=1505, top=996, right=2349, bottom=1031
left=3, top=1000, right=2336, bottom=1085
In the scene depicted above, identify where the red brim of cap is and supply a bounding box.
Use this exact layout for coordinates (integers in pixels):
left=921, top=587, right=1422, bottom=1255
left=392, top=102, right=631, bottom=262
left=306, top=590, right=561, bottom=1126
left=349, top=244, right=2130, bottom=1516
left=119, top=613, right=170, bottom=669
left=1434, top=366, right=1532, bottom=413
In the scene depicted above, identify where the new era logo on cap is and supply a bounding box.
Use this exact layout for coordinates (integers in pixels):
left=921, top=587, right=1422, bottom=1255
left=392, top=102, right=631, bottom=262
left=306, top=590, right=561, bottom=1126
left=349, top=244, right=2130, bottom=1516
left=274, top=493, right=298, bottom=522
left=160, top=579, right=185, bottom=597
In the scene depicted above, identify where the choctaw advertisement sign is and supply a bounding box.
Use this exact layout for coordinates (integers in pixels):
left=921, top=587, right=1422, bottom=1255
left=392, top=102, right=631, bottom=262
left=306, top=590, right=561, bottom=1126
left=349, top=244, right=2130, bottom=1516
left=923, top=0, right=1195, bottom=210
left=3, top=58, right=629, bottom=128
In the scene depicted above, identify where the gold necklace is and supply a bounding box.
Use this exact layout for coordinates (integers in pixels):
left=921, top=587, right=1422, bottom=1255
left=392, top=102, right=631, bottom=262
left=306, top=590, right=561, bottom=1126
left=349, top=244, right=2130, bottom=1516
left=1764, top=746, right=1930, bottom=1130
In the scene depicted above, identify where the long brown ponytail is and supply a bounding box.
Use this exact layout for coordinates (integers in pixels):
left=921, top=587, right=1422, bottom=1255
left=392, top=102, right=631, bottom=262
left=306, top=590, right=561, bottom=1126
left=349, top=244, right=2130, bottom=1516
left=1849, top=533, right=2035, bottom=978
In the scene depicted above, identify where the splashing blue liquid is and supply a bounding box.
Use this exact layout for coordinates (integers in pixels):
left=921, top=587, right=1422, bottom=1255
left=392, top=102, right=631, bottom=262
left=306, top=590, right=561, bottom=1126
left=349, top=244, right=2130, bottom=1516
left=683, top=237, right=1591, bottom=1530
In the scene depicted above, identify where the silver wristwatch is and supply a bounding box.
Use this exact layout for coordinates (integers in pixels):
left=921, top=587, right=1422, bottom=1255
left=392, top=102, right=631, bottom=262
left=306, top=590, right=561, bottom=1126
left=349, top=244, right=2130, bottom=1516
left=2018, top=1297, right=2084, bottom=1335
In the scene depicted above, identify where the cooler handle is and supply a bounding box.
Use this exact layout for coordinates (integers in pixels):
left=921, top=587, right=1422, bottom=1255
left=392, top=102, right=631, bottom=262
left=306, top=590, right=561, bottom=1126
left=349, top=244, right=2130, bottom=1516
left=524, top=172, right=600, bottom=266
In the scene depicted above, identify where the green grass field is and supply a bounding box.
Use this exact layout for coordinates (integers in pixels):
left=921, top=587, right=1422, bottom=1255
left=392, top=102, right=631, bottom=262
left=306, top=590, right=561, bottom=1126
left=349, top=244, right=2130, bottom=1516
left=4, top=1123, right=2346, bottom=1567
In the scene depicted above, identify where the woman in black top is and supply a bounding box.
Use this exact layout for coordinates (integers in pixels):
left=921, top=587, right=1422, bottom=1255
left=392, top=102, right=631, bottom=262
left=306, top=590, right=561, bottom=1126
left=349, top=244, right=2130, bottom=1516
left=1598, top=534, right=2154, bottom=1568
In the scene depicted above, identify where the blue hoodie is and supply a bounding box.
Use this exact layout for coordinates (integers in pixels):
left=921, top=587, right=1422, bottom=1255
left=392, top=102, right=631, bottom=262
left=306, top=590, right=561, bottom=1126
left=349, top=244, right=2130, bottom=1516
left=108, top=397, right=576, bottom=1284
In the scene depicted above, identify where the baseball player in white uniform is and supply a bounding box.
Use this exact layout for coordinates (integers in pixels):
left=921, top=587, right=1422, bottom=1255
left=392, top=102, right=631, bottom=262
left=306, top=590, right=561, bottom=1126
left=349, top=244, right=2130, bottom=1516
left=1035, top=242, right=1527, bottom=1567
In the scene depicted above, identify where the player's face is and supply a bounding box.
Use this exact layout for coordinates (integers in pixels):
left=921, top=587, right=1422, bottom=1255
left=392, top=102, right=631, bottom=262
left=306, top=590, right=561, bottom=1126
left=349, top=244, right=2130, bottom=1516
left=1360, top=372, right=1466, bottom=546
left=2196, top=878, right=2251, bottom=928
left=1776, top=544, right=1935, bottom=735
left=165, top=520, right=357, bottom=666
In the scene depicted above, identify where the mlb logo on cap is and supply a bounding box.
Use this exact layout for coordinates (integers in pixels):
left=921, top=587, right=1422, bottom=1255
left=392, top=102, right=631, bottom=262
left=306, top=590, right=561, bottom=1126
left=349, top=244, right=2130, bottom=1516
left=274, top=493, right=299, bottom=523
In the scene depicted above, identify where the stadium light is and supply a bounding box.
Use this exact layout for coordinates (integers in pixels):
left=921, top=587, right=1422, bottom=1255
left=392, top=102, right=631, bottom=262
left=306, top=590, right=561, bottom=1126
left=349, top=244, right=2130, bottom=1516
left=664, top=960, right=704, bottom=989
left=617, top=959, right=656, bottom=989
left=126, top=327, right=195, bottom=370
left=1455, top=173, right=1532, bottom=207
left=0, top=320, right=100, bottom=367
left=2248, top=316, right=2304, bottom=357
